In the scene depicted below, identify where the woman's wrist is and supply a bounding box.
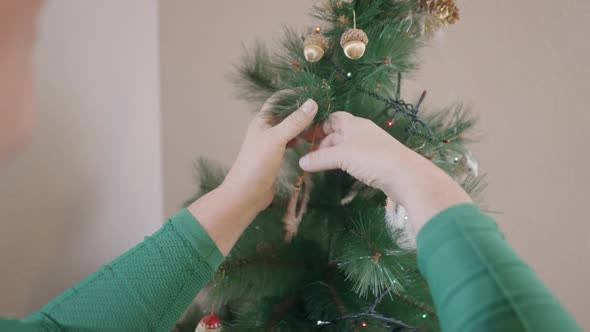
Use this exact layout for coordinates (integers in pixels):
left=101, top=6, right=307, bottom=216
left=188, top=184, right=260, bottom=256
left=384, top=149, right=473, bottom=233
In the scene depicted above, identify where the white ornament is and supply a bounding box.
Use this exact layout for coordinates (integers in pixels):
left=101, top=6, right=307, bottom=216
left=463, top=151, right=479, bottom=176
left=385, top=198, right=416, bottom=249
left=453, top=151, right=479, bottom=183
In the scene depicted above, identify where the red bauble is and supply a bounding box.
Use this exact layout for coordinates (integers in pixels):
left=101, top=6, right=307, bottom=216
left=195, top=314, right=223, bottom=332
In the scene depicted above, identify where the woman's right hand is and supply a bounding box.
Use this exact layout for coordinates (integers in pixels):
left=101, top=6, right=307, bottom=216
left=299, top=111, right=472, bottom=232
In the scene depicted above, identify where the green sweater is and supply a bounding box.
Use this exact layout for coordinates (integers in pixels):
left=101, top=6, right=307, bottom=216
left=0, top=205, right=581, bottom=331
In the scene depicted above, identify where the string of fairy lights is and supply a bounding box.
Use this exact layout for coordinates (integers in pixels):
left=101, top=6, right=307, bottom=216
left=316, top=290, right=431, bottom=331
left=324, top=48, right=439, bottom=145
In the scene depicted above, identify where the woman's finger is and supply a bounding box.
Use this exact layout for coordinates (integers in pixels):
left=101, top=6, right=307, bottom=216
left=317, top=132, right=343, bottom=149
left=299, top=146, right=344, bottom=172
left=322, top=111, right=354, bottom=136
left=272, top=99, right=318, bottom=142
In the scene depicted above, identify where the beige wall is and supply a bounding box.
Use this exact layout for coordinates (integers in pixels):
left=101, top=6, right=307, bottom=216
left=160, top=0, right=590, bottom=329
left=0, top=0, right=162, bottom=316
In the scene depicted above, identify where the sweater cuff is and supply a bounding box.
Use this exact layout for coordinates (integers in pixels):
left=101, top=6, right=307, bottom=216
left=170, top=209, right=225, bottom=270
left=416, top=203, right=496, bottom=274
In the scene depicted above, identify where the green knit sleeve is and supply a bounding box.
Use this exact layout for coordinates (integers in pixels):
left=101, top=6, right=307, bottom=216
left=19, top=209, right=224, bottom=332
left=417, top=204, right=581, bottom=332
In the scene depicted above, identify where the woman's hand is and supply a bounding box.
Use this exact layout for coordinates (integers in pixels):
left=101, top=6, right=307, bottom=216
left=299, top=111, right=472, bottom=232
left=221, top=98, right=318, bottom=213
left=189, top=98, right=318, bottom=255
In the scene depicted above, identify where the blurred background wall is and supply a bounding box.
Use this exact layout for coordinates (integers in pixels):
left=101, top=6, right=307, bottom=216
left=160, top=0, right=590, bottom=328
left=0, top=0, right=162, bottom=316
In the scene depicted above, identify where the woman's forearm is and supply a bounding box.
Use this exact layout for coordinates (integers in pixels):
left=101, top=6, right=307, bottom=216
left=22, top=210, right=224, bottom=331
left=417, top=204, right=582, bottom=332
left=188, top=185, right=259, bottom=256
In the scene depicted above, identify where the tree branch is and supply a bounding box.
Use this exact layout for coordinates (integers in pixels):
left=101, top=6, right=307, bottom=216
left=324, top=51, right=437, bottom=142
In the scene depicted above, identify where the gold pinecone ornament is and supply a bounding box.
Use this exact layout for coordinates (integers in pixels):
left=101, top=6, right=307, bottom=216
left=303, top=29, right=329, bottom=63
left=418, top=0, right=460, bottom=33
left=340, top=28, right=369, bottom=60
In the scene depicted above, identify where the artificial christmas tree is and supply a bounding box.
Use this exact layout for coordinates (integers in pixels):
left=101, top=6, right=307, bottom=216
left=182, top=0, right=484, bottom=331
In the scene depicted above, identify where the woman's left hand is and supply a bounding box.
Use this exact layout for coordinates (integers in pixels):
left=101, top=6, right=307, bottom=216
left=222, top=98, right=318, bottom=213
left=189, top=97, right=318, bottom=255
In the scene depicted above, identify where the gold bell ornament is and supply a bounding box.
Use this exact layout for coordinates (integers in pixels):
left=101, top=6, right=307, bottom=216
left=303, top=27, right=329, bottom=63
left=340, top=10, right=368, bottom=60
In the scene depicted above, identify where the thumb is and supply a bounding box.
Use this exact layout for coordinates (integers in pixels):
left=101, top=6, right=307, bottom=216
left=299, top=147, right=344, bottom=172
left=273, top=99, right=318, bottom=142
